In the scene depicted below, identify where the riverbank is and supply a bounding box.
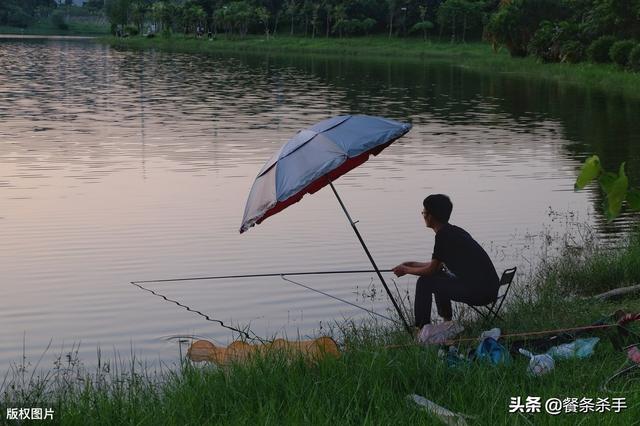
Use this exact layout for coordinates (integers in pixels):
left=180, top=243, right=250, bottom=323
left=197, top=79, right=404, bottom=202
left=103, top=35, right=640, bottom=101
left=3, top=227, right=639, bottom=424
left=0, top=22, right=108, bottom=37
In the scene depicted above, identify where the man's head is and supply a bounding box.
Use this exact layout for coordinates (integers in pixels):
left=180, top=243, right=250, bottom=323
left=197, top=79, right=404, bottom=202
left=422, top=194, right=452, bottom=229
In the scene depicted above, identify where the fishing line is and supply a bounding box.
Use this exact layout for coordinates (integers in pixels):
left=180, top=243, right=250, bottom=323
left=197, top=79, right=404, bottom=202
left=131, top=281, right=264, bottom=343
left=279, top=275, right=397, bottom=324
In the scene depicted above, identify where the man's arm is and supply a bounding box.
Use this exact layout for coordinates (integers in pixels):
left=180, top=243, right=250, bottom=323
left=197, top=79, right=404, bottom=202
left=393, top=258, right=442, bottom=277
left=401, top=261, right=427, bottom=268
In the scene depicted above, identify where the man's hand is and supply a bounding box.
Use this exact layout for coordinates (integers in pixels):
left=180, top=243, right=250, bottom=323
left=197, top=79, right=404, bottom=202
left=392, top=260, right=440, bottom=277
left=392, top=264, right=407, bottom=277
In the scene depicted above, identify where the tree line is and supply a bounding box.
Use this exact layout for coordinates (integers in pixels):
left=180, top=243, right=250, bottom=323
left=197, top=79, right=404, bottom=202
left=2, top=0, right=639, bottom=71
left=99, top=0, right=495, bottom=41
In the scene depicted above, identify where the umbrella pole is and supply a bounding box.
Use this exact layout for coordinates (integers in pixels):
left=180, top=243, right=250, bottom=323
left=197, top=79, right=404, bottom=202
left=328, top=181, right=413, bottom=336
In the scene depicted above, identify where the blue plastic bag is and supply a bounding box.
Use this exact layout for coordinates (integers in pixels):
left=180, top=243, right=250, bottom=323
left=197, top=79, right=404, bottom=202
left=475, top=337, right=510, bottom=365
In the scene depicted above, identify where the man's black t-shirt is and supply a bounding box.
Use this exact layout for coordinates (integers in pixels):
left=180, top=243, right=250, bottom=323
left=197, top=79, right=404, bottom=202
left=432, top=223, right=499, bottom=289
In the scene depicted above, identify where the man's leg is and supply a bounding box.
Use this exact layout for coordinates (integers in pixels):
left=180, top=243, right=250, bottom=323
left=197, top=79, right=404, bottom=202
left=414, top=272, right=456, bottom=327
left=415, top=273, right=494, bottom=326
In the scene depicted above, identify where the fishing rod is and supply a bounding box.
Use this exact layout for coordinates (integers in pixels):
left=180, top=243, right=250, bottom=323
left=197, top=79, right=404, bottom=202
left=131, top=268, right=394, bottom=285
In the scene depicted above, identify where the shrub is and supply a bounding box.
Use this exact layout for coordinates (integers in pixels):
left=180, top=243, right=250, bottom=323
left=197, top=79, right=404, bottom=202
left=485, top=0, right=569, bottom=57
left=528, top=20, right=581, bottom=63
left=587, top=35, right=616, bottom=63
left=6, top=5, right=31, bottom=28
left=609, top=40, right=636, bottom=67
left=528, top=21, right=559, bottom=62
left=50, top=10, right=69, bottom=31
left=125, top=25, right=139, bottom=36
left=560, top=41, right=585, bottom=63
left=629, top=45, right=640, bottom=72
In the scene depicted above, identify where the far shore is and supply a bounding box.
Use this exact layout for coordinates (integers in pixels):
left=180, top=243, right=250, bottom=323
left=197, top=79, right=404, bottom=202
left=102, top=34, right=640, bottom=101
left=0, top=34, right=96, bottom=40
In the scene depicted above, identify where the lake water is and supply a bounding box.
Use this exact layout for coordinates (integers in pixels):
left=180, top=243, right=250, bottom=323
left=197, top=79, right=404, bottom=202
left=1, top=37, right=639, bottom=371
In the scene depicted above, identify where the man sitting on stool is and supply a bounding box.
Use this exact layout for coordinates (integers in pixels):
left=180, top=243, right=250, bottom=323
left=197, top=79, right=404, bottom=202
left=392, top=194, right=499, bottom=328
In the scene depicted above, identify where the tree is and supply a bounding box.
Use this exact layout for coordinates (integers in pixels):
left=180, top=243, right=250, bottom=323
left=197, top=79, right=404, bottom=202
left=323, top=0, right=333, bottom=38
left=130, top=1, right=148, bottom=35
left=284, top=0, right=297, bottom=35
left=485, top=0, right=569, bottom=56
left=255, top=5, right=271, bottom=38
left=7, top=0, right=57, bottom=23
left=105, top=0, right=132, bottom=34
left=437, top=0, right=484, bottom=43
left=386, top=0, right=397, bottom=38
left=332, top=3, right=347, bottom=37
left=310, top=2, right=320, bottom=37
left=181, top=3, right=206, bottom=34
left=214, top=1, right=254, bottom=37
left=411, top=4, right=434, bottom=40
left=151, top=1, right=176, bottom=34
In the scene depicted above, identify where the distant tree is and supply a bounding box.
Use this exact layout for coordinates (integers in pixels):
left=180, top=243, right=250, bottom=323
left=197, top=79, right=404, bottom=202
left=151, top=1, right=175, bottom=34
left=323, top=0, right=333, bottom=38
left=411, top=4, right=434, bottom=40
left=105, top=0, right=132, bottom=34
left=485, top=0, right=569, bottom=56
left=255, top=5, right=271, bottom=37
left=130, top=1, right=148, bottom=35
left=51, top=9, right=68, bottom=30
left=386, top=0, right=397, bottom=38
left=310, top=2, right=320, bottom=37
left=332, top=3, right=347, bottom=37
left=284, top=0, right=297, bottom=35
left=0, top=0, right=54, bottom=27
left=437, top=0, right=484, bottom=43
left=300, top=0, right=312, bottom=36
left=214, top=1, right=254, bottom=36
left=180, top=2, right=206, bottom=34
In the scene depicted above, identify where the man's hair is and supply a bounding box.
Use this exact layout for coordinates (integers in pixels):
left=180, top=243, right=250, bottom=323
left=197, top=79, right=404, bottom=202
left=423, top=194, right=452, bottom=223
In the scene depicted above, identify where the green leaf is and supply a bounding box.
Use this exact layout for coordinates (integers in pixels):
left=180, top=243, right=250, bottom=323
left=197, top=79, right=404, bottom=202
left=627, top=187, right=640, bottom=211
left=598, top=172, right=618, bottom=193
left=575, top=155, right=602, bottom=190
left=604, top=163, right=628, bottom=221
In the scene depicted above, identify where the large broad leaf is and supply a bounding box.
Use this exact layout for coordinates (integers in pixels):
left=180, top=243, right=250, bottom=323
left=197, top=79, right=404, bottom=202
left=627, top=187, right=640, bottom=211
left=605, top=163, right=628, bottom=221
left=575, top=155, right=602, bottom=190
left=598, top=172, right=618, bottom=193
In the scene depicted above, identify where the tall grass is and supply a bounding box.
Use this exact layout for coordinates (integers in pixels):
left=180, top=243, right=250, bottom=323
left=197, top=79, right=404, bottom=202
left=532, top=227, right=640, bottom=297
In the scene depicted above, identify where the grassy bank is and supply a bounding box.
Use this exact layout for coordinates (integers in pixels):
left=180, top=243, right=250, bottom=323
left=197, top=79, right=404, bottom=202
left=103, top=35, right=640, bottom=101
left=0, top=22, right=108, bottom=37
left=2, top=228, right=640, bottom=424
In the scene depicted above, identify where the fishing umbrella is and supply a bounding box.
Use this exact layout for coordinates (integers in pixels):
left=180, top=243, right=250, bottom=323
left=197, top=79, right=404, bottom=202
left=240, top=115, right=413, bottom=333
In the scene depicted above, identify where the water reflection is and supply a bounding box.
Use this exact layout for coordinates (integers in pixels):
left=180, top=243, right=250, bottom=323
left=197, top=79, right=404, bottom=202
left=0, top=38, right=638, bottom=370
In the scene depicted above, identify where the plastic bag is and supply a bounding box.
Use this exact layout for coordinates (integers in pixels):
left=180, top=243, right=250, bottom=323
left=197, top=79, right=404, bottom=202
left=476, top=337, right=510, bottom=365
left=519, top=348, right=555, bottom=376
left=546, top=337, right=599, bottom=360
left=418, top=321, right=464, bottom=345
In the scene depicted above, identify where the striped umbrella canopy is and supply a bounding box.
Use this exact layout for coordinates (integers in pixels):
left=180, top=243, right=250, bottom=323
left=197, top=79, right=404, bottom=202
left=239, top=115, right=412, bottom=233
